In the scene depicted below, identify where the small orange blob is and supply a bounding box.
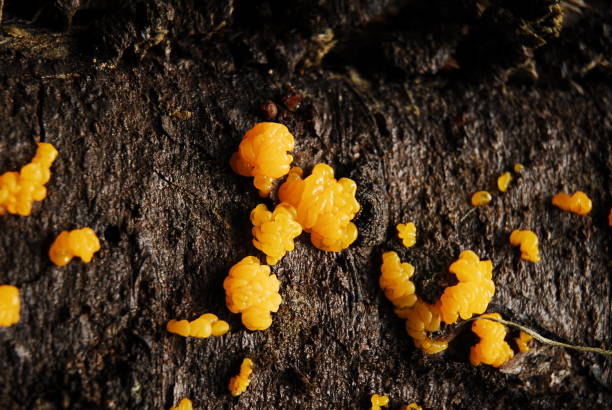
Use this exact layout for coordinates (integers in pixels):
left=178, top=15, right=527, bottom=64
left=251, top=203, right=302, bottom=265
left=436, top=250, right=495, bottom=324
left=515, top=331, right=533, bottom=353
left=396, top=222, right=416, bottom=247
left=471, top=191, right=492, bottom=206
left=229, top=358, right=254, bottom=396
left=370, top=394, right=389, bottom=410
left=513, top=163, right=524, bottom=173
left=0, top=142, right=58, bottom=216
left=0, top=285, right=20, bottom=327
left=509, top=230, right=540, bottom=262
left=224, top=257, right=282, bottom=331
left=278, top=164, right=360, bottom=252
left=167, top=313, right=230, bottom=338
left=170, top=398, right=193, bottom=410
left=401, top=404, right=422, bottom=410
left=497, top=172, right=512, bottom=192
left=552, top=191, right=592, bottom=215
left=470, top=313, right=514, bottom=367
left=49, top=228, right=101, bottom=266
left=400, top=298, right=448, bottom=354
left=230, top=122, right=295, bottom=197
left=608, top=208, right=611, bottom=226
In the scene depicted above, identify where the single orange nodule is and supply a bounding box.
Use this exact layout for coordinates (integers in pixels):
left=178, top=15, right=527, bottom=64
left=49, top=228, right=101, bottom=266
left=170, top=398, right=193, bottom=410
left=552, top=191, right=592, bottom=215
left=0, top=285, right=20, bottom=327
left=230, top=122, right=295, bottom=197
left=471, top=191, right=492, bottom=206
left=509, top=230, right=540, bottom=262
left=516, top=331, right=533, bottom=353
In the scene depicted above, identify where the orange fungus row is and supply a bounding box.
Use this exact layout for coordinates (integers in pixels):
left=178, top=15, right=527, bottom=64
left=552, top=191, right=592, bottom=215
left=279, top=164, right=359, bottom=252
left=167, top=313, right=230, bottom=338
left=170, top=398, right=193, bottom=410
left=230, top=122, right=295, bottom=197
left=229, top=357, right=254, bottom=396
left=0, top=142, right=58, bottom=216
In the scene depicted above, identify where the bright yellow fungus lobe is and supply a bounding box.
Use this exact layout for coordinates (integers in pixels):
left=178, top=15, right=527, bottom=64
left=436, top=250, right=495, bottom=325
left=380, top=251, right=417, bottom=310
left=396, top=222, right=416, bottom=247
left=470, top=313, right=514, bottom=367
left=167, top=313, right=230, bottom=338
left=0, top=142, right=58, bottom=216
left=170, top=398, right=193, bottom=410
left=471, top=191, right=492, bottom=206
left=497, top=172, right=512, bottom=192
left=513, top=163, right=524, bottom=173
left=370, top=394, right=389, bottom=409
left=0, top=285, right=20, bottom=327
left=224, top=256, right=282, bottom=331
left=609, top=208, right=612, bottom=226
left=230, top=122, right=295, bottom=197
left=400, top=404, right=422, bottom=410
left=516, top=331, right=533, bottom=353
left=49, top=228, right=101, bottom=266
left=552, top=191, right=592, bottom=215
left=251, top=203, right=302, bottom=265
left=278, top=164, right=360, bottom=252
left=229, top=358, right=254, bottom=396
left=509, top=230, right=540, bottom=263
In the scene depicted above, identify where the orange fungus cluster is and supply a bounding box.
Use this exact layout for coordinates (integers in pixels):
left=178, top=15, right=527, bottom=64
left=396, top=222, right=416, bottom=247
left=0, top=285, right=20, bottom=327
left=230, top=122, right=295, bottom=197
left=552, top=191, right=592, bottom=215
left=224, top=256, right=282, bottom=331
left=0, top=142, right=58, bottom=216
left=167, top=313, right=230, bottom=338
left=370, top=394, right=389, bottom=410
left=229, top=358, right=254, bottom=396
left=470, top=313, right=514, bottom=367
left=49, top=228, right=101, bottom=266
left=170, top=398, right=193, bottom=410
left=279, top=164, right=359, bottom=252
left=509, top=230, right=540, bottom=262
left=251, top=203, right=302, bottom=265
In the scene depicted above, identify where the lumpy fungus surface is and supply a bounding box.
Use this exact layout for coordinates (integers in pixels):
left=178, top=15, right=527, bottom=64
left=370, top=394, right=389, bottom=410
left=380, top=251, right=417, bottom=310
left=396, top=222, right=416, bottom=247
left=251, top=203, right=302, bottom=265
left=470, top=313, right=514, bottom=367
left=0, top=142, right=58, bottom=216
left=224, top=256, right=282, bottom=331
left=509, top=230, right=540, bottom=262
left=516, top=331, right=533, bottom=353
left=230, top=122, right=295, bottom=197
left=167, top=313, right=230, bottom=338
left=278, top=164, right=359, bottom=252
left=0, top=285, right=20, bottom=327
left=552, top=191, right=592, bottom=215
left=170, top=398, right=193, bottom=410
left=49, top=228, right=101, bottom=266
left=229, top=358, right=254, bottom=396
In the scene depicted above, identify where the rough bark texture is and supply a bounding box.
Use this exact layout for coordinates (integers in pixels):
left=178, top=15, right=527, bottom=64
left=0, top=1, right=610, bottom=409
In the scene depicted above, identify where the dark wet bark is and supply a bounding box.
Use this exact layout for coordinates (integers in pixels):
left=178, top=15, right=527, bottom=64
left=0, top=1, right=610, bottom=409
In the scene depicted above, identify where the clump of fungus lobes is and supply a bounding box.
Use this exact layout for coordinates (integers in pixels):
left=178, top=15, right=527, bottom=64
left=251, top=203, right=302, bottom=265
left=552, top=191, right=592, bottom=215
left=401, top=299, right=447, bottom=354
left=229, top=358, right=254, bottom=396
left=170, top=398, right=192, bottom=410
left=509, top=230, right=540, bottom=262
left=471, top=191, right=492, bottom=206
left=436, top=250, right=495, bottom=325
left=396, top=222, right=416, bottom=247
left=370, top=394, right=389, bottom=410
left=278, top=164, right=359, bottom=252
left=49, top=228, right=101, bottom=266
left=167, top=313, right=230, bottom=338
left=0, top=285, right=20, bottom=327
left=470, top=313, right=514, bottom=367
left=224, top=256, right=282, bottom=331
left=380, top=251, right=417, bottom=310
left=401, top=404, right=422, bottom=410
left=230, top=122, right=295, bottom=197
left=0, top=142, right=58, bottom=216
left=515, top=331, right=533, bottom=353
left=497, top=172, right=512, bottom=192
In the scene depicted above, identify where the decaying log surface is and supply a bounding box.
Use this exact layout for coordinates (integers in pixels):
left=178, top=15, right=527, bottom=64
left=0, top=1, right=610, bottom=408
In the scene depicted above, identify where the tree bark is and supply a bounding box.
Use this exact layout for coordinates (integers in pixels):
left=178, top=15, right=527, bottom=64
left=0, top=1, right=610, bottom=409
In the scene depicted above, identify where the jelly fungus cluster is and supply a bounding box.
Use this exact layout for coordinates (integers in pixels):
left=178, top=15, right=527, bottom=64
left=396, top=222, right=416, bottom=247
left=224, top=257, right=282, bottom=331
left=230, top=122, right=295, bottom=197
left=229, top=358, right=254, bottom=396
left=0, top=142, right=58, bottom=216
left=370, top=394, right=389, bottom=410
left=552, top=191, right=592, bottom=215
left=470, top=313, right=514, bottom=367
left=167, top=313, right=230, bottom=338
left=509, top=230, right=540, bottom=262
left=279, top=164, right=359, bottom=252
left=170, top=398, right=193, bottom=410
left=251, top=203, right=302, bottom=265
left=49, top=228, right=101, bottom=266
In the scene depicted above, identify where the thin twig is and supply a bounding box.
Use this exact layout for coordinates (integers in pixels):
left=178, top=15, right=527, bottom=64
left=0, top=0, right=4, bottom=26
left=466, top=315, right=612, bottom=356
